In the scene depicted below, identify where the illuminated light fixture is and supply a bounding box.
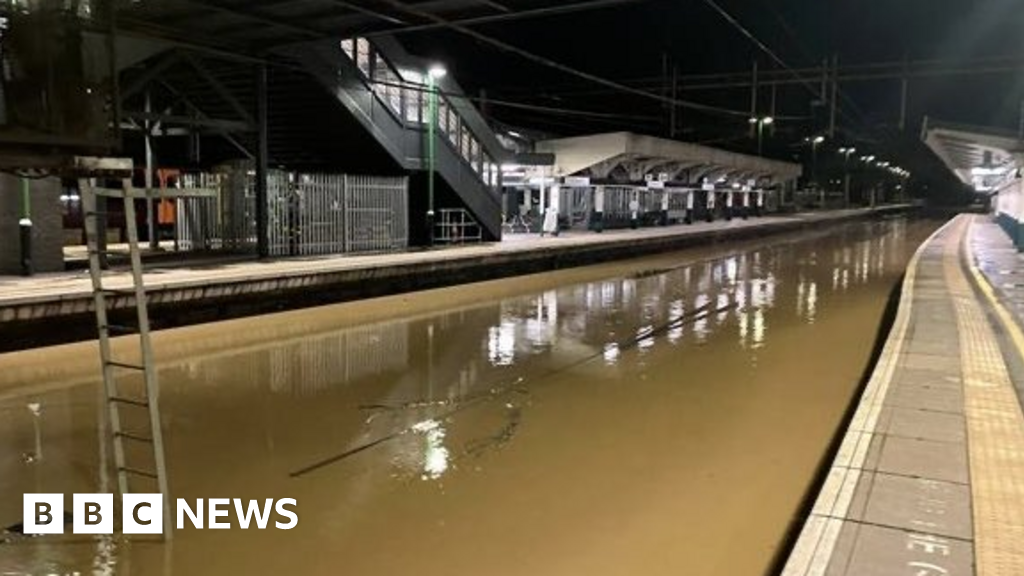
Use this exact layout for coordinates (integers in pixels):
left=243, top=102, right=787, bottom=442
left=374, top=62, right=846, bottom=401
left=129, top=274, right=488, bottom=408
left=427, top=65, right=447, bottom=79
left=749, top=117, right=758, bottom=125
left=762, top=116, right=774, bottom=125
left=972, top=166, right=1011, bottom=176
left=813, top=136, right=826, bottom=144
left=507, top=130, right=524, bottom=139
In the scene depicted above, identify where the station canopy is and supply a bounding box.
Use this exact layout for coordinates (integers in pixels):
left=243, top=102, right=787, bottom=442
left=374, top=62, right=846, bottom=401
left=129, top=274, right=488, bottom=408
left=922, top=118, right=1024, bottom=193
left=533, top=132, right=803, bottom=188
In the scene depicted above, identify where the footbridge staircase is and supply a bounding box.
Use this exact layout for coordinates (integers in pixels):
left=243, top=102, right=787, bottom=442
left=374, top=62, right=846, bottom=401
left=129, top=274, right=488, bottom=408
left=280, top=35, right=509, bottom=241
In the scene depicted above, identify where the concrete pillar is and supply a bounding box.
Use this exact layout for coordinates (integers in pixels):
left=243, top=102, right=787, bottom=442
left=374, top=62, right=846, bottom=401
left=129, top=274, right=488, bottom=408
left=706, top=190, right=716, bottom=223
left=742, top=190, right=751, bottom=220
left=542, top=184, right=560, bottom=236
left=660, top=190, right=670, bottom=226
left=629, top=190, right=640, bottom=229
left=685, top=190, right=694, bottom=224
left=725, top=190, right=734, bottom=221
left=592, top=186, right=605, bottom=232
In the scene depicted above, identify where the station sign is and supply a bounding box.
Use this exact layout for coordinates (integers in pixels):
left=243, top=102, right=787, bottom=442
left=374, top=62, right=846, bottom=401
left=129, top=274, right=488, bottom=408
left=647, top=181, right=665, bottom=190
left=702, top=183, right=715, bottom=191
left=564, top=176, right=591, bottom=187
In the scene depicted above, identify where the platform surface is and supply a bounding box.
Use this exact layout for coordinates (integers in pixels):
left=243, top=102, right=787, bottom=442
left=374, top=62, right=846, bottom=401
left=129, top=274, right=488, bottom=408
left=784, top=214, right=1024, bottom=576
left=0, top=208, right=896, bottom=308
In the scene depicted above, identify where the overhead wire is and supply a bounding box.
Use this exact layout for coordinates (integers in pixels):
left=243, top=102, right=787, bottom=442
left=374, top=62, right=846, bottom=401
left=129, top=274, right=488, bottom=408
left=697, top=0, right=869, bottom=133
left=361, top=0, right=759, bottom=119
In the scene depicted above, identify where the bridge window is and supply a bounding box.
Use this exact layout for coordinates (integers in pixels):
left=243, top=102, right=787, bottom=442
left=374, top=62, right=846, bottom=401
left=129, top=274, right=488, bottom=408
left=355, top=38, right=371, bottom=76
left=340, top=38, right=355, bottom=60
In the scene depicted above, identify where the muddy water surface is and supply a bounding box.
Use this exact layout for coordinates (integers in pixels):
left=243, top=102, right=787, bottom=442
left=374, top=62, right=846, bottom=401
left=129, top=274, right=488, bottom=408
left=0, top=218, right=939, bottom=575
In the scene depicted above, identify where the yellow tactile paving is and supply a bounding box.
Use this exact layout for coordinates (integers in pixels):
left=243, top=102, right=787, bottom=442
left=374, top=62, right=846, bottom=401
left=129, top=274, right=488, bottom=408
left=947, top=216, right=1024, bottom=575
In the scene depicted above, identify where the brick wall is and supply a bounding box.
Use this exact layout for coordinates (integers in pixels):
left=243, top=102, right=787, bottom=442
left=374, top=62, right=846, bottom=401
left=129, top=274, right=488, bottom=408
left=0, top=174, right=64, bottom=275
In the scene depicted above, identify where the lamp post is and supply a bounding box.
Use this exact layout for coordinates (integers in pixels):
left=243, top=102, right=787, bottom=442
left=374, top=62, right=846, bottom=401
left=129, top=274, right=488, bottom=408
left=426, top=64, right=447, bottom=246
left=838, top=147, right=856, bottom=207
left=860, top=155, right=877, bottom=207
left=19, top=177, right=32, bottom=276
left=749, top=116, right=774, bottom=156
left=805, top=135, right=825, bottom=208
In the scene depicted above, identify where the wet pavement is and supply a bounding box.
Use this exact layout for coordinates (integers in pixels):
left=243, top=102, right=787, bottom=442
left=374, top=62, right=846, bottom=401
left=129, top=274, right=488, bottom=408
left=0, top=217, right=940, bottom=576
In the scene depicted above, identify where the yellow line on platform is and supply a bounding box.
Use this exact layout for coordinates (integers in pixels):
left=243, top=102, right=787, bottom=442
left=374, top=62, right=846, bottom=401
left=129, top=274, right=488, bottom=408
left=951, top=216, right=1024, bottom=575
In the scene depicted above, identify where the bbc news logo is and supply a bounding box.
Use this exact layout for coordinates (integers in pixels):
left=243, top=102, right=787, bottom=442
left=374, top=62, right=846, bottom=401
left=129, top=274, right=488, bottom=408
left=23, top=494, right=298, bottom=534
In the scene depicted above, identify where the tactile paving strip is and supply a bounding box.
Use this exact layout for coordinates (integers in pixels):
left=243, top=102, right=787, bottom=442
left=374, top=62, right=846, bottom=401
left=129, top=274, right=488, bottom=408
left=949, top=217, right=1024, bottom=575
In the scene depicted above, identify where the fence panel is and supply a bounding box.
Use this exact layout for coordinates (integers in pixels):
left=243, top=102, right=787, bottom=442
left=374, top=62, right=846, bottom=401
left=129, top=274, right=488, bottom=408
left=175, top=167, right=406, bottom=258
left=345, top=175, right=408, bottom=254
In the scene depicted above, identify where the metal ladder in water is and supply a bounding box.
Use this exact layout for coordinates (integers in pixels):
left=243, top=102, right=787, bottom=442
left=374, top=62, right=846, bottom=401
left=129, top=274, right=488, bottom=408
left=81, top=178, right=173, bottom=539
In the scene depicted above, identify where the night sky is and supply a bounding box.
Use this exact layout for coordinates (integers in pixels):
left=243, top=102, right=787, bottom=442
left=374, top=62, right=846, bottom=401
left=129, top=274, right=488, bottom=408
left=400, top=0, right=1024, bottom=153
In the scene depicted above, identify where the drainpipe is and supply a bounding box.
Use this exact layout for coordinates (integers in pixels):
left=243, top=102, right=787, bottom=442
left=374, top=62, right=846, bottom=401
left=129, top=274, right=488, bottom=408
left=19, top=177, right=32, bottom=276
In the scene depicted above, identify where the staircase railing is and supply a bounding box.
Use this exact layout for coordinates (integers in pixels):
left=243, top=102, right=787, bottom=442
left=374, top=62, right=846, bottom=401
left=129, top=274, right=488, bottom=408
left=287, top=37, right=504, bottom=238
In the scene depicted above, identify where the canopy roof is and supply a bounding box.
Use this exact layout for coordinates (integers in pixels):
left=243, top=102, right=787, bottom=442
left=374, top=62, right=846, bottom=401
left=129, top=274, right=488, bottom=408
left=535, top=132, right=803, bottom=185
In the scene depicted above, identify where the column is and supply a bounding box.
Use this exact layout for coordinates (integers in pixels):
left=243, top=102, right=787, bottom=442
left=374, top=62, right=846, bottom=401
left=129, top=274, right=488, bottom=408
left=593, top=186, right=605, bottom=232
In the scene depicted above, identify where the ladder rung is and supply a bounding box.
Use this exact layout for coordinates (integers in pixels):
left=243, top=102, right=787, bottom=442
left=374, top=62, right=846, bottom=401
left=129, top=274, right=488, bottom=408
left=106, top=360, right=146, bottom=371
left=109, top=396, right=149, bottom=408
left=119, top=467, right=158, bottom=479
left=114, top=431, right=154, bottom=443
left=101, top=324, right=137, bottom=335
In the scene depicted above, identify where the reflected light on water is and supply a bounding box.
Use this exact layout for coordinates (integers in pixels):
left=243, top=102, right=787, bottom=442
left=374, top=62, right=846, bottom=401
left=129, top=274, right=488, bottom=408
left=488, top=321, right=517, bottom=367
left=412, top=420, right=450, bottom=481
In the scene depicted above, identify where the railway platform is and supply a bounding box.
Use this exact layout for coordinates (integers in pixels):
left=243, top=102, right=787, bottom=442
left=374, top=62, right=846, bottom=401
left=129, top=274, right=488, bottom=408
left=784, top=213, right=1024, bottom=576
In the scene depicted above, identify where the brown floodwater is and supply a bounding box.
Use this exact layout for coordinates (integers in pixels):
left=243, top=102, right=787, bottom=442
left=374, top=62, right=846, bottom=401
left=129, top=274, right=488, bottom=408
left=0, top=217, right=939, bottom=576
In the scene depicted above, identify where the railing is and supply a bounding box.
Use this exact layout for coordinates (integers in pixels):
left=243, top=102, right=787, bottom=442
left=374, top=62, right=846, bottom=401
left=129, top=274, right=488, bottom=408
left=339, top=37, right=500, bottom=189
left=435, top=208, right=483, bottom=245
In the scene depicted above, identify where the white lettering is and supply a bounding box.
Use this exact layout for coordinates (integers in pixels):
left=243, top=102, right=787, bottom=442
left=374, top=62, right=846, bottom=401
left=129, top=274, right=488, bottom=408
left=275, top=498, right=298, bottom=530
left=233, top=499, right=274, bottom=529
left=176, top=498, right=203, bottom=529
left=208, top=498, right=231, bottom=529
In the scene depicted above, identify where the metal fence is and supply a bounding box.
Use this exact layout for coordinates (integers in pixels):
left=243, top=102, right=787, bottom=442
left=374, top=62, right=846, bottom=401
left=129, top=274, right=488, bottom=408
left=345, top=175, right=409, bottom=254
left=266, top=173, right=408, bottom=257
left=174, top=173, right=224, bottom=252
left=170, top=166, right=407, bottom=258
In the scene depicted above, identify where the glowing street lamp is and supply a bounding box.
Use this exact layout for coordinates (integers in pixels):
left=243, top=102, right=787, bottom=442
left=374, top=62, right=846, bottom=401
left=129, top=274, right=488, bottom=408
left=838, top=147, right=857, bottom=208
left=749, top=116, right=775, bottom=156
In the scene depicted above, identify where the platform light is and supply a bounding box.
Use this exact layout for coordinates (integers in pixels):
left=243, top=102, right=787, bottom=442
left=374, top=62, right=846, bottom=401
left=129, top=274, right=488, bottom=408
left=762, top=116, right=774, bottom=125
left=972, top=166, right=1011, bottom=176
left=813, top=136, right=825, bottom=144
left=427, top=65, right=447, bottom=79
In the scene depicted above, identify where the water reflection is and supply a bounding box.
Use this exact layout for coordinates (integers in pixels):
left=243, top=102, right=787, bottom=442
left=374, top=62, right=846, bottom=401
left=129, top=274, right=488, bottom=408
left=0, top=218, right=935, bottom=576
